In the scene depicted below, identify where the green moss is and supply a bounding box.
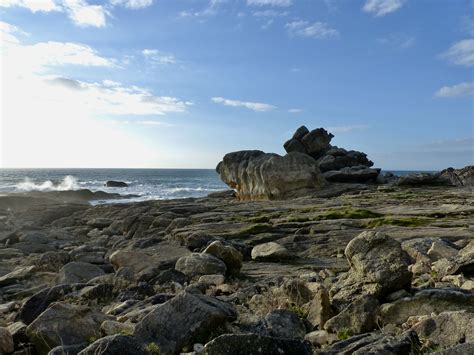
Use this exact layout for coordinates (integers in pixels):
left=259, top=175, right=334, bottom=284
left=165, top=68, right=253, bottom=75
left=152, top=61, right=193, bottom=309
left=366, top=216, right=432, bottom=228
left=392, top=191, right=416, bottom=200
left=146, top=342, right=160, bottom=354
left=337, top=327, right=352, bottom=340
left=319, top=208, right=383, bottom=220
left=248, top=215, right=271, bottom=223
left=239, top=223, right=273, bottom=234
left=286, top=302, right=308, bottom=319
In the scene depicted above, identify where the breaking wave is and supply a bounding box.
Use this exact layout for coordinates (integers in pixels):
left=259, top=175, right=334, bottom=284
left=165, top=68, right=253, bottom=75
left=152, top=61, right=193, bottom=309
left=15, top=175, right=79, bottom=192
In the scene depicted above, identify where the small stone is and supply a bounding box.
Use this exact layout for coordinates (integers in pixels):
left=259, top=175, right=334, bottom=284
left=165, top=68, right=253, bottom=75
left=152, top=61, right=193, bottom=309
left=251, top=242, right=292, bottom=261
left=198, top=274, right=225, bottom=285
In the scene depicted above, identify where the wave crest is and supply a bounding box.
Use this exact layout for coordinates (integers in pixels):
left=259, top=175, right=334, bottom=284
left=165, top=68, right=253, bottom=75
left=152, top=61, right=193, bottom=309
left=15, top=175, right=79, bottom=192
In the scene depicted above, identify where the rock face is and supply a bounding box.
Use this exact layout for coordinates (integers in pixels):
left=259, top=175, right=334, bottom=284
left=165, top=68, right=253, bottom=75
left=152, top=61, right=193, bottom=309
left=330, top=231, right=412, bottom=310
left=217, top=151, right=325, bottom=200
left=133, top=292, right=237, bottom=354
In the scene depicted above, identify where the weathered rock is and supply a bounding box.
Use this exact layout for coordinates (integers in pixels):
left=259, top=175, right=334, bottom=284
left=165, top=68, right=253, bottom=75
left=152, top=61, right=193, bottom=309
left=435, top=343, right=474, bottom=354
left=104, top=180, right=128, bottom=187
left=34, top=251, right=71, bottom=272
left=251, top=242, right=292, bottom=261
left=318, top=149, right=373, bottom=173
left=78, top=335, right=148, bottom=355
left=316, top=330, right=419, bottom=354
left=19, top=284, right=89, bottom=324
left=261, top=309, right=307, bottom=339
left=330, top=231, right=412, bottom=310
left=109, top=250, right=157, bottom=274
left=432, top=240, right=474, bottom=277
left=217, top=151, right=325, bottom=200
left=0, top=327, right=14, bottom=354
left=133, top=292, right=237, bottom=354
left=56, top=262, right=105, bottom=284
left=439, top=166, right=474, bottom=187
left=427, top=241, right=458, bottom=261
left=397, top=172, right=451, bottom=186
left=324, top=295, right=379, bottom=335
left=307, top=286, right=332, bottom=329
left=300, top=128, right=334, bottom=158
left=26, top=302, right=106, bottom=354
left=175, top=253, right=227, bottom=278
left=204, top=333, right=313, bottom=355
left=282, top=279, right=314, bottom=306
left=305, top=330, right=338, bottom=347
left=380, top=289, right=474, bottom=325
left=87, top=218, right=113, bottom=229
left=48, top=343, right=88, bottom=355
left=323, top=166, right=380, bottom=183
left=283, top=138, right=308, bottom=154
left=0, top=266, right=35, bottom=287
left=198, top=274, right=225, bottom=285
left=203, top=241, right=243, bottom=276
left=411, top=311, right=474, bottom=347
left=101, top=320, right=135, bottom=336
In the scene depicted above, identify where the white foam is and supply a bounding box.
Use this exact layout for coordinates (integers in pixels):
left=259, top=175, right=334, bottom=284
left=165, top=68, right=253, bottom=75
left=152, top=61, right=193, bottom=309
left=15, top=175, right=79, bottom=192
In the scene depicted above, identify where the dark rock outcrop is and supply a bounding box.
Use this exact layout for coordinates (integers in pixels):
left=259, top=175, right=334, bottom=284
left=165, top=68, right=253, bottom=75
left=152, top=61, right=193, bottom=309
left=104, top=180, right=129, bottom=188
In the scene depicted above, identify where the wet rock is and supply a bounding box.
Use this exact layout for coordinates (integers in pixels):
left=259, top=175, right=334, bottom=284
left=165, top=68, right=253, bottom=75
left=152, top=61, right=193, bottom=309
left=203, top=241, right=243, bottom=276
left=204, top=333, right=313, bottom=355
left=26, top=302, right=106, bottom=354
left=217, top=151, right=325, bottom=200
left=78, top=335, right=148, bottom=355
left=251, top=242, right=292, bottom=261
left=175, top=253, right=227, bottom=278
left=134, top=292, right=237, bottom=354
left=56, top=262, right=105, bottom=284
left=261, top=309, right=307, bottom=339
left=104, top=180, right=128, bottom=187
left=330, top=231, right=412, bottom=310
left=380, top=289, right=474, bottom=325
left=324, top=295, right=379, bottom=335
left=411, top=311, right=474, bottom=347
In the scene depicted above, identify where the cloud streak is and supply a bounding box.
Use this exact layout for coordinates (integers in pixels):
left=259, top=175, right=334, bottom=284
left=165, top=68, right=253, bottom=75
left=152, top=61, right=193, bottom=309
left=285, top=20, right=339, bottom=39
left=441, top=39, right=474, bottom=67
left=363, top=0, right=405, bottom=17
left=435, top=82, right=474, bottom=98
left=247, top=0, right=292, bottom=7
left=212, top=97, right=276, bottom=111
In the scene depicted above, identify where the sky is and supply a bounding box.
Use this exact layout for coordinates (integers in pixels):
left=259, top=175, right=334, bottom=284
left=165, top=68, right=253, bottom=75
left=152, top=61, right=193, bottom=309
left=0, top=0, right=473, bottom=170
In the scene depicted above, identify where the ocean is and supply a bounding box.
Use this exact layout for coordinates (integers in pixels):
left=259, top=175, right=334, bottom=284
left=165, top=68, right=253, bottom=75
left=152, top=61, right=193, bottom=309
left=0, top=168, right=432, bottom=205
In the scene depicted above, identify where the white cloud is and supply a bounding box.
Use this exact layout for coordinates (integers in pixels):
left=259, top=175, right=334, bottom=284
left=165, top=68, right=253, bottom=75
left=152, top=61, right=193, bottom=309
left=211, top=97, right=275, bottom=111
left=0, top=0, right=60, bottom=12
left=1, top=22, right=189, bottom=168
left=110, top=0, right=153, bottom=9
left=327, top=124, right=369, bottom=133
left=363, top=0, right=405, bottom=17
left=142, top=49, right=176, bottom=65
left=435, top=82, right=474, bottom=98
left=247, top=0, right=292, bottom=7
left=63, top=0, right=108, bottom=28
left=441, top=39, right=474, bottom=67
left=288, top=108, right=303, bottom=113
left=285, top=20, right=339, bottom=39
left=252, top=10, right=288, bottom=17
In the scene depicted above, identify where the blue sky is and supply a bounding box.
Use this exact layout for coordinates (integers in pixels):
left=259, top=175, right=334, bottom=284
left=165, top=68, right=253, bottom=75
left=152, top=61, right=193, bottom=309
left=0, top=0, right=473, bottom=169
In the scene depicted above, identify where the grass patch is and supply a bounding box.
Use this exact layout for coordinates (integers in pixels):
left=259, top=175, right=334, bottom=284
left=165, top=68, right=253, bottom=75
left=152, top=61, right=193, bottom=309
left=319, top=208, right=383, bottom=220
left=366, top=216, right=433, bottom=228
left=239, top=223, right=273, bottom=234
left=337, top=327, right=352, bottom=340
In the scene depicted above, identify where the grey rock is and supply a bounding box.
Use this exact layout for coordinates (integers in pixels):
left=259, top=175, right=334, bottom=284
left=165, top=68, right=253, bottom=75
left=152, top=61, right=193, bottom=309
left=261, top=309, right=306, bottom=339
left=324, top=295, right=379, bottom=335
left=251, top=242, right=292, bottom=261
left=133, top=292, right=236, bottom=355
left=175, top=253, right=227, bottom=278
left=323, top=166, right=380, bottom=183
left=439, top=166, right=474, bottom=187
left=26, top=302, right=106, bottom=354
left=307, top=286, right=333, bottom=329
left=104, top=180, right=128, bottom=187
left=0, top=266, right=35, bottom=287
left=56, top=262, right=105, bottom=284
left=0, top=327, right=14, bottom=355
left=203, top=241, right=243, bottom=276
left=411, top=311, right=474, bottom=347
left=380, top=289, right=474, bottom=325
left=78, top=335, right=149, bottom=355
left=204, top=333, right=313, bottom=355
left=301, top=128, right=334, bottom=158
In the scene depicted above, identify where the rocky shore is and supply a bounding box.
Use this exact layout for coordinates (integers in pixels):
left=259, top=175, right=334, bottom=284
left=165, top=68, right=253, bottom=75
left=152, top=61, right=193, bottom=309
left=0, top=127, right=473, bottom=355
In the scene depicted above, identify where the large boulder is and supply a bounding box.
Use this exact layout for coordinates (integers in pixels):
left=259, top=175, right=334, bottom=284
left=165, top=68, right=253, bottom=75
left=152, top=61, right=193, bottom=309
left=379, top=289, right=474, bottom=325
left=439, top=166, right=474, bottom=187
left=203, top=241, right=243, bottom=276
left=260, top=309, right=307, bottom=339
left=330, top=231, right=412, bottom=310
left=322, top=166, right=380, bottom=183
left=284, top=127, right=334, bottom=158
left=216, top=151, right=325, bottom=200
left=133, top=292, right=237, bottom=354
left=104, top=180, right=128, bottom=187
left=26, top=302, right=106, bottom=354
left=56, top=262, right=105, bottom=284
left=78, top=335, right=148, bottom=355
left=175, top=253, right=227, bottom=278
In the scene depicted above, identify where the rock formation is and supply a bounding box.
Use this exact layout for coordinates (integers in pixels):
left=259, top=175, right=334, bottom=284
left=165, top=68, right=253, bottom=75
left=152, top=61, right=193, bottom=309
left=216, top=125, right=380, bottom=200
